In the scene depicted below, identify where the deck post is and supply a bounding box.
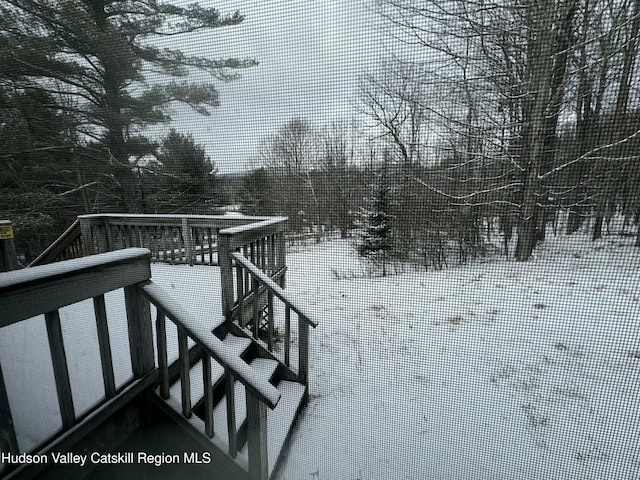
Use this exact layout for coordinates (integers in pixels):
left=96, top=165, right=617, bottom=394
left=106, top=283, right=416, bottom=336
left=182, top=217, right=194, bottom=266
left=218, top=232, right=234, bottom=320
left=0, top=358, right=19, bottom=455
left=79, top=217, right=95, bottom=256
left=125, top=282, right=155, bottom=378
left=246, top=389, right=269, bottom=480
left=0, top=220, right=19, bottom=272
left=276, top=230, right=286, bottom=288
left=298, top=314, right=309, bottom=386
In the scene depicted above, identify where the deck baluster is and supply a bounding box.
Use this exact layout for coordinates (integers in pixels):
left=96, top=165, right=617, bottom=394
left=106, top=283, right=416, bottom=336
left=45, top=309, right=75, bottom=429
left=202, top=353, right=214, bottom=438
left=267, top=291, right=274, bottom=351
left=0, top=359, right=19, bottom=455
left=156, top=310, right=169, bottom=400
left=284, top=306, right=291, bottom=367
left=178, top=327, right=191, bottom=418
left=94, top=294, right=116, bottom=398
left=298, top=313, right=309, bottom=385
left=246, top=389, right=268, bottom=480
left=225, top=370, right=237, bottom=458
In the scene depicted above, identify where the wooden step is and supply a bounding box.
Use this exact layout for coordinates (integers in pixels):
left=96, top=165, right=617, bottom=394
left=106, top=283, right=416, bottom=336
left=164, top=333, right=252, bottom=407
left=212, top=358, right=279, bottom=445
left=239, top=380, right=306, bottom=477
left=157, top=333, right=305, bottom=479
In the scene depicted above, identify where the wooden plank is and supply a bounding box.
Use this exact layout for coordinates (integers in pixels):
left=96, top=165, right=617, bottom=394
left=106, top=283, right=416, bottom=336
left=252, top=277, right=259, bottom=339
left=276, top=231, right=286, bottom=288
left=178, top=327, right=192, bottom=418
left=230, top=253, right=318, bottom=328
left=284, top=306, right=291, bottom=367
left=124, top=285, right=155, bottom=378
left=182, top=217, right=194, bottom=266
left=267, top=292, right=274, bottom=351
left=202, top=353, right=214, bottom=438
left=236, top=262, right=245, bottom=328
left=156, top=310, right=170, bottom=400
left=268, top=234, right=276, bottom=275
left=146, top=392, right=250, bottom=479
left=0, top=358, right=19, bottom=455
left=218, top=233, right=235, bottom=319
left=218, top=218, right=288, bottom=250
left=225, top=370, right=238, bottom=458
left=82, top=212, right=274, bottom=229
left=206, top=228, right=213, bottom=264
left=93, top=295, right=116, bottom=399
left=45, top=309, right=75, bottom=429
left=245, top=389, right=269, bottom=480
left=298, top=314, right=309, bottom=385
left=4, top=372, right=157, bottom=480
left=140, top=281, right=281, bottom=409
left=260, top=238, right=266, bottom=272
left=29, top=220, right=81, bottom=267
left=1, top=251, right=151, bottom=328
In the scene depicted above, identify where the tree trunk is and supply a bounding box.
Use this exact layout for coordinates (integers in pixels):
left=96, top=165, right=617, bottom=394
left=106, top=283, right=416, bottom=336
left=592, top=213, right=604, bottom=241
left=89, top=0, right=139, bottom=212
left=516, top=0, right=576, bottom=261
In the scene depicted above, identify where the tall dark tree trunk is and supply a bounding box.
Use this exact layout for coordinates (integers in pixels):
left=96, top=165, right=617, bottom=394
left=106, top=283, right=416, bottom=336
left=516, top=0, right=576, bottom=261
left=594, top=0, right=639, bottom=241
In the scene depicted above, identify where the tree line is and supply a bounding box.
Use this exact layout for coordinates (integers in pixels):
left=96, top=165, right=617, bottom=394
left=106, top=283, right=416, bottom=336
left=1, top=0, right=638, bottom=267
left=0, top=0, right=251, bottom=261
left=360, top=0, right=640, bottom=261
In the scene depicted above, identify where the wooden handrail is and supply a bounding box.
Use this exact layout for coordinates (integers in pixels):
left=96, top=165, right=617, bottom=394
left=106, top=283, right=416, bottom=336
left=231, top=252, right=318, bottom=328
left=139, top=281, right=281, bottom=409
left=28, top=219, right=82, bottom=266
left=1, top=248, right=152, bottom=327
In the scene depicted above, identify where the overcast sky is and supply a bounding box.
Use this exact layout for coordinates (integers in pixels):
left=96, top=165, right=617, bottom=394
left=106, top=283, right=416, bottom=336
left=146, top=1, right=384, bottom=174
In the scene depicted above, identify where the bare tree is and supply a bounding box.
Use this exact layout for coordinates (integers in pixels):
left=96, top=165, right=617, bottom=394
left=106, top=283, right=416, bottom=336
left=259, top=118, right=320, bottom=234
left=373, top=1, right=640, bottom=259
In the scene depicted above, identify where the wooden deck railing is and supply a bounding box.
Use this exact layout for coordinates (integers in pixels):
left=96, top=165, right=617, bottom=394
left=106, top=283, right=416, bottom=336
left=140, top=281, right=281, bottom=476
left=0, top=248, right=282, bottom=480
left=0, top=249, right=156, bottom=477
left=28, top=219, right=82, bottom=266
left=217, top=218, right=288, bottom=321
left=30, top=214, right=282, bottom=267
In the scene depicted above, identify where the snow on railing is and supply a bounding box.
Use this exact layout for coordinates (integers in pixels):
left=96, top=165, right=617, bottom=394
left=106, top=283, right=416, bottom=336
left=28, top=219, right=82, bottom=266
left=30, top=214, right=281, bottom=267
left=0, top=247, right=282, bottom=480
left=217, top=217, right=288, bottom=322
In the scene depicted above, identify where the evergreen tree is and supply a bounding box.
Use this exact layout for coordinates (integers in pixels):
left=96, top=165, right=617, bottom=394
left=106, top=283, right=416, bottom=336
left=0, top=0, right=255, bottom=211
left=357, top=152, right=394, bottom=276
left=147, top=129, right=221, bottom=213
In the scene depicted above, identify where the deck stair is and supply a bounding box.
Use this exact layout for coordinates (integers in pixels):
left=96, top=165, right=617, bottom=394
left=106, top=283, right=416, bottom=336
left=1, top=214, right=317, bottom=480
left=152, top=325, right=308, bottom=480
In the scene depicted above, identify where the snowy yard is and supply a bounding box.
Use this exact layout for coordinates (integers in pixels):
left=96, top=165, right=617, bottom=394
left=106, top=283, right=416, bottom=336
left=277, top=234, right=640, bottom=479
left=1, top=232, right=639, bottom=479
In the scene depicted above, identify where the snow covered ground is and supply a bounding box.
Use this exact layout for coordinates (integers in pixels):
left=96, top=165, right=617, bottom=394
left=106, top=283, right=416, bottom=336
left=1, top=231, right=639, bottom=479
left=277, top=233, right=640, bottom=480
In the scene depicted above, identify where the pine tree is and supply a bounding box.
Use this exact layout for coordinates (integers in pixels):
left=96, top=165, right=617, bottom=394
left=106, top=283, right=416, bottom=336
left=0, top=0, right=255, bottom=211
left=357, top=152, right=394, bottom=276
left=148, top=129, right=221, bottom=213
